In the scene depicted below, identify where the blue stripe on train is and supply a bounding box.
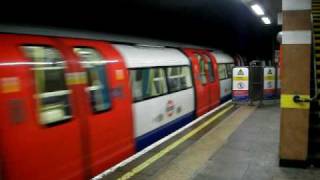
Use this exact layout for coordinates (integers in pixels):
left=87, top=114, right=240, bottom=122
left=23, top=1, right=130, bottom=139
left=135, top=111, right=195, bottom=151
left=220, top=94, right=232, bottom=104
left=233, top=96, right=249, bottom=102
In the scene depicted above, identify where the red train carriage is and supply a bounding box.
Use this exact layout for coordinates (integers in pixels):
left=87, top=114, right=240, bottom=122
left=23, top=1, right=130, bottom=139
left=0, top=34, right=135, bottom=180
left=182, top=48, right=220, bottom=117
left=0, top=29, right=230, bottom=180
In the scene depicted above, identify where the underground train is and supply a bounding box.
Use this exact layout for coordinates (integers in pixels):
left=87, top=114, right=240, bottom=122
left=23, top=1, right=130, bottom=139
left=0, top=31, right=235, bottom=179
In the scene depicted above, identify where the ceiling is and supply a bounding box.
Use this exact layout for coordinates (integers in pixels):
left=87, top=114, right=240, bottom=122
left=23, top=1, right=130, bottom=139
left=0, top=0, right=282, bottom=60
left=242, top=0, right=282, bottom=24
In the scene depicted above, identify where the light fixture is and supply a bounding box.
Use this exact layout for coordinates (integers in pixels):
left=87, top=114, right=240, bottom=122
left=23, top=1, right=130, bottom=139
left=261, top=16, right=271, bottom=25
left=251, top=4, right=264, bottom=16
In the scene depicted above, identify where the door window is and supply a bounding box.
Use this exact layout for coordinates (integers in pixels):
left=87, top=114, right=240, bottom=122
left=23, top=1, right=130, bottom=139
left=22, top=46, right=72, bottom=125
left=73, top=47, right=111, bottom=113
left=195, top=54, right=207, bottom=85
left=203, top=55, right=215, bottom=82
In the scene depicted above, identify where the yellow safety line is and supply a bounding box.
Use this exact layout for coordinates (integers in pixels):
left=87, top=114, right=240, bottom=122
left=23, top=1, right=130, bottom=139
left=117, top=105, right=234, bottom=180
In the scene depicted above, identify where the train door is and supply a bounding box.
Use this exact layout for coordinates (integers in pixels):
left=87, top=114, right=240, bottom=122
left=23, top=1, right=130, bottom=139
left=57, top=38, right=135, bottom=177
left=202, top=53, right=220, bottom=108
left=0, top=34, right=86, bottom=180
left=182, top=49, right=210, bottom=116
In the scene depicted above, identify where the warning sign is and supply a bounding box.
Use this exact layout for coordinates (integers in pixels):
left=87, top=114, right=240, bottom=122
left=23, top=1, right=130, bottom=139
left=263, top=67, right=276, bottom=99
left=238, top=69, right=244, bottom=75
left=233, top=67, right=249, bottom=102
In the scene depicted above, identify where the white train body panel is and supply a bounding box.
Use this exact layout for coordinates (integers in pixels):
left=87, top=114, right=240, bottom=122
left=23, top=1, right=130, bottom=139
left=133, top=89, right=194, bottom=137
left=113, top=44, right=195, bottom=149
left=211, top=51, right=234, bottom=100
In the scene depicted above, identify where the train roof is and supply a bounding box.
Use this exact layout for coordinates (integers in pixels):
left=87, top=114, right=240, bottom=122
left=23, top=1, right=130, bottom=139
left=211, top=51, right=234, bottom=64
left=113, top=44, right=190, bottom=68
left=0, top=24, right=215, bottom=50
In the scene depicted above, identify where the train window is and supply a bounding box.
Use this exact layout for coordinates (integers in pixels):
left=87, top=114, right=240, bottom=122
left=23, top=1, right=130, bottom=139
left=73, top=47, right=111, bottom=113
left=22, top=46, right=72, bottom=125
left=226, top=64, right=234, bottom=78
left=195, top=54, right=207, bottom=85
left=203, top=55, right=215, bottom=82
left=130, top=68, right=168, bottom=102
left=218, top=64, right=228, bottom=80
left=166, top=66, right=192, bottom=92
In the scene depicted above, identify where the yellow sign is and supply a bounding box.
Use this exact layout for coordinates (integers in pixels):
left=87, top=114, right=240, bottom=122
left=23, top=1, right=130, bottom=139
left=280, top=94, right=310, bottom=109
left=264, top=75, right=275, bottom=81
left=233, top=77, right=248, bottom=81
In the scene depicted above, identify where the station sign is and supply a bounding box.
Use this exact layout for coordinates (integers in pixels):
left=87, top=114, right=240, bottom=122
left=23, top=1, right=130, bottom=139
left=263, top=67, right=276, bottom=99
left=232, top=67, right=249, bottom=102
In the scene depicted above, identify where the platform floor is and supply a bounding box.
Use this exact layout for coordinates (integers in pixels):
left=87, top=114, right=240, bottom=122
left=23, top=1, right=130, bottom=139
left=103, top=104, right=320, bottom=180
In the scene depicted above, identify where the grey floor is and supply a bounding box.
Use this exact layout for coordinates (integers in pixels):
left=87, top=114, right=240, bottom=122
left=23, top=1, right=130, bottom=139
left=192, top=104, right=320, bottom=180
left=103, top=104, right=320, bottom=180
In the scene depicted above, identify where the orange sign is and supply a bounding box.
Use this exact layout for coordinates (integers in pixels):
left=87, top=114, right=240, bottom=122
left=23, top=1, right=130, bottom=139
left=1, top=77, right=20, bottom=93
left=115, top=70, right=125, bottom=80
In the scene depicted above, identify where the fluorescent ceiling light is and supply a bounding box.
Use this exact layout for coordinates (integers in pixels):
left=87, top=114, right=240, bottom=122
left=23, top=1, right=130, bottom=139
left=261, top=16, right=271, bottom=24
left=251, top=4, right=264, bottom=16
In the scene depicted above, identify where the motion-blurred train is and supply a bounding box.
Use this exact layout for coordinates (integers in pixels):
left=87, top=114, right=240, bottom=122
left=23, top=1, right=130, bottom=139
left=0, top=27, right=235, bottom=180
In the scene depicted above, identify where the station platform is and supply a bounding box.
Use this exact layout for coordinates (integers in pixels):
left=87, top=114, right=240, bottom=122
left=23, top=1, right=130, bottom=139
left=100, top=103, right=320, bottom=180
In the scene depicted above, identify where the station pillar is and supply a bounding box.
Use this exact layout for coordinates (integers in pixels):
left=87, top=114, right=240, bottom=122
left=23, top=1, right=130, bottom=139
left=280, top=0, right=311, bottom=167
